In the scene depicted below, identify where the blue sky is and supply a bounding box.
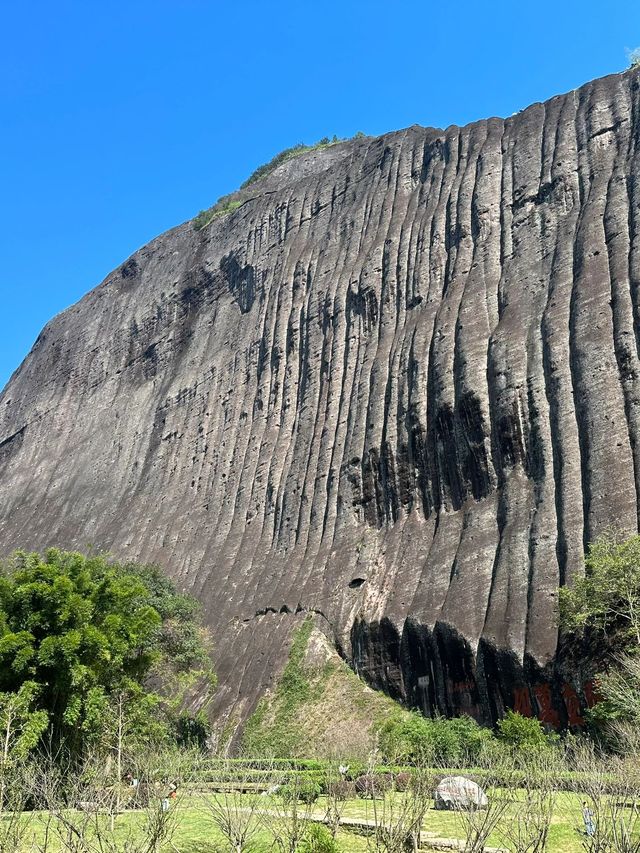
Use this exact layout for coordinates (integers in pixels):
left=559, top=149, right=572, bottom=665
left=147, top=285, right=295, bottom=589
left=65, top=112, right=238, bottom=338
left=1, top=0, right=639, bottom=389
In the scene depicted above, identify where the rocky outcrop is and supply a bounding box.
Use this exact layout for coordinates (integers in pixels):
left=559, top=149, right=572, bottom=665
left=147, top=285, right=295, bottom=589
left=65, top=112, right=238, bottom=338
left=2, top=69, right=640, bottom=729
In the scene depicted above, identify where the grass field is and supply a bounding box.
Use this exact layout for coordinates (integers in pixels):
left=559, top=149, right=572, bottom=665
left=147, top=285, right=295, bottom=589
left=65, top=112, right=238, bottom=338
left=4, top=787, right=600, bottom=852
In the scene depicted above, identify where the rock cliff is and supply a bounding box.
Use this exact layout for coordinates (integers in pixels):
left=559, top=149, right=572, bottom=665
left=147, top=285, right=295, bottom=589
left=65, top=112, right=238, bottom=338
left=2, top=68, right=640, bottom=728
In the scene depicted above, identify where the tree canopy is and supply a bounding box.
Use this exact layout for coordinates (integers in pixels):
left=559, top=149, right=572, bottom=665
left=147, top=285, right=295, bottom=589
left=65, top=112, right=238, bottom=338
left=559, top=531, right=640, bottom=647
left=560, top=531, right=640, bottom=742
left=0, top=549, right=215, bottom=758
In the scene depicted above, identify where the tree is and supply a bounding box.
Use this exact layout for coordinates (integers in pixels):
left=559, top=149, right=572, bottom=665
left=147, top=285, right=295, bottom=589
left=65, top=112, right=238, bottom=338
left=323, top=762, right=353, bottom=839
left=0, top=549, right=215, bottom=759
left=31, top=744, right=199, bottom=853
left=567, top=739, right=640, bottom=853
left=628, top=47, right=640, bottom=68
left=171, top=709, right=211, bottom=750
left=259, top=773, right=320, bottom=853
left=559, top=531, right=640, bottom=647
left=501, top=749, right=559, bottom=853
left=0, top=760, right=37, bottom=853
left=446, top=759, right=512, bottom=853
left=365, top=757, right=432, bottom=853
left=585, top=653, right=640, bottom=749
left=0, top=681, right=48, bottom=811
left=196, top=758, right=266, bottom=853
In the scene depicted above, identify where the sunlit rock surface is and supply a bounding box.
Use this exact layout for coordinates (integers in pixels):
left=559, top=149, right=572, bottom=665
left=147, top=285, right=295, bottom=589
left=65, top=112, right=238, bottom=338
left=2, top=68, right=640, bottom=728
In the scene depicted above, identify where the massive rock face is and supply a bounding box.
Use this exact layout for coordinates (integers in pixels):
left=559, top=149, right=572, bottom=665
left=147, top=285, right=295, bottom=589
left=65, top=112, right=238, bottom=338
left=2, top=69, right=640, bottom=729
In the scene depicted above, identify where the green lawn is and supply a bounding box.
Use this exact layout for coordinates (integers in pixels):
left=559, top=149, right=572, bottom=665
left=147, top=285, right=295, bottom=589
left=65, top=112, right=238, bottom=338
left=0, top=789, right=604, bottom=852
left=311, top=790, right=588, bottom=852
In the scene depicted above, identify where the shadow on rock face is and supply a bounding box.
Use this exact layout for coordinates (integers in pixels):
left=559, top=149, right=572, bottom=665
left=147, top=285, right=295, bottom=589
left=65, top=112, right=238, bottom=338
left=350, top=615, right=595, bottom=729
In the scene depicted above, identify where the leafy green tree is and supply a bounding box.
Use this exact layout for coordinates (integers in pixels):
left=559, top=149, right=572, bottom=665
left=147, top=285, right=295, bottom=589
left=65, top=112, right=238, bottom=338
left=585, top=653, right=640, bottom=736
left=0, top=681, right=48, bottom=811
left=559, top=531, right=640, bottom=647
left=0, top=682, right=48, bottom=762
left=0, top=549, right=215, bottom=758
left=559, top=532, right=640, bottom=744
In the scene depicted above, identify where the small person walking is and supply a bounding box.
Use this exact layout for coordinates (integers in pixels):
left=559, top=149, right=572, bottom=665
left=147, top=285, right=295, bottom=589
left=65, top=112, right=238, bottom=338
left=582, top=801, right=596, bottom=837
left=161, top=783, right=178, bottom=813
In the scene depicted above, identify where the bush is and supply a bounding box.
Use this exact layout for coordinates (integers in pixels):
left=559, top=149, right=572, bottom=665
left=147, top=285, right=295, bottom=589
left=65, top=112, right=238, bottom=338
left=497, top=710, right=555, bottom=748
left=194, top=132, right=364, bottom=233
left=355, top=773, right=393, bottom=798
left=327, top=779, right=356, bottom=800
left=394, top=771, right=413, bottom=791
left=193, top=195, right=242, bottom=231
left=377, top=711, right=494, bottom=766
left=301, top=824, right=339, bottom=853
left=240, top=136, right=346, bottom=189
left=202, top=758, right=325, bottom=771
left=241, top=143, right=309, bottom=187
left=279, top=774, right=321, bottom=804
left=171, top=710, right=210, bottom=750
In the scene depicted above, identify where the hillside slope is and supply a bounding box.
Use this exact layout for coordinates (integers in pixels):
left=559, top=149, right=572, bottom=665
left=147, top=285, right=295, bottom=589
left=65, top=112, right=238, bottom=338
left=2, top=69, right=640, bottom=728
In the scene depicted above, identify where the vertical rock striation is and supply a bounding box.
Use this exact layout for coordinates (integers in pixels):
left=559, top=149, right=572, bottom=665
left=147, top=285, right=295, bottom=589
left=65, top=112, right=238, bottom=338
left=2, top=69, right=640, bottom=727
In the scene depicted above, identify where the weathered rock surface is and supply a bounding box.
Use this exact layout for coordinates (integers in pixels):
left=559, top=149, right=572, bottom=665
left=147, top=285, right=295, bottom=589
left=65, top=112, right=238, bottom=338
left=2, top=69, right=640, bottom=728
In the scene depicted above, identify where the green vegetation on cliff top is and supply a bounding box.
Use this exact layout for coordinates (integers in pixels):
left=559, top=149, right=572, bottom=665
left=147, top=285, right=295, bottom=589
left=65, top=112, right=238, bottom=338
left=193, top=133, right=366, bottom=231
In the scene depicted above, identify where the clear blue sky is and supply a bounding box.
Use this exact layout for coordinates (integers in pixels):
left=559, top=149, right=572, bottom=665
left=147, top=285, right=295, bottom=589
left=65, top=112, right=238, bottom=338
left=1, top=0, right=639, bottom=389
